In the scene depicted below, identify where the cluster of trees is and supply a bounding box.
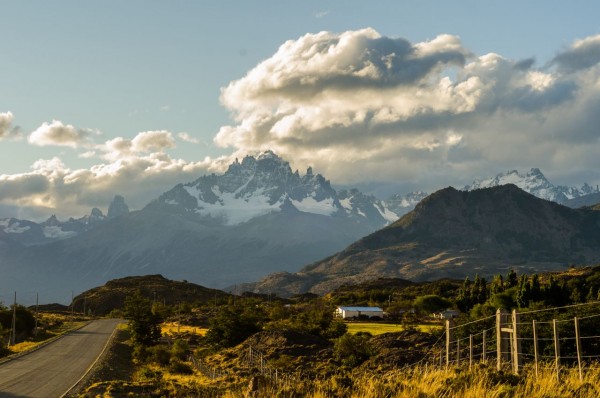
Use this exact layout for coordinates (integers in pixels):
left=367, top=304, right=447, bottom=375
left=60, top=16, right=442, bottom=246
left=456, top=268, right=600, bottom=316
left=204, top=298, right=347, bottom=348
left=0, top=304, right=36, bottom=351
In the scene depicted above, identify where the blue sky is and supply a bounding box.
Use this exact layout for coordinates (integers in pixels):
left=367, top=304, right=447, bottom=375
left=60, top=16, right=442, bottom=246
left=2, top=1, right=600, bottom=219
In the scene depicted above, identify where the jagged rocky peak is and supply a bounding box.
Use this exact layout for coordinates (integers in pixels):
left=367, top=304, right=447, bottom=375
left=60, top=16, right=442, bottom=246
left=88, top=208, right=105, bottom=224
left=107, top=195, right=129, bottom=219
left=90, top=207, right=104, bottom=219
left=149, top=150, right=400, bottom=228
left=43, top=214, right=60, bottom=226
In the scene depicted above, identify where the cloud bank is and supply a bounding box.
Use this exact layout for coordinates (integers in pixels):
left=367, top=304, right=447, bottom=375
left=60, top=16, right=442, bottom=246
left=0, top=128, right=217, bottom=219
left=216, top=28, right=600, bottom=186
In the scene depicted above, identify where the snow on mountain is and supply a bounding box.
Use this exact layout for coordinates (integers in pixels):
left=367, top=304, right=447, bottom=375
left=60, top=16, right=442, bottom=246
left=384, top=191, right=429, bottom=216
left=1, top=219, right=31, bottom=234
left=149, top=150, right=398, bottom=229
left=463, top=168, right=600, bottom=205
left=0, top=198, right=123, bottom=245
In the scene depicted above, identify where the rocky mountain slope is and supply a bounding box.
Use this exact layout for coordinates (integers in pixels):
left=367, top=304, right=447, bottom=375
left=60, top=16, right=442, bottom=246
left=245, top=185, right=600, bottom=296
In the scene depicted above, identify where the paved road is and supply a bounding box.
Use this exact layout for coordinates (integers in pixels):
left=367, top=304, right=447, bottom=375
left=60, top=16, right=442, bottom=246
left=0, top=319, right=121, bottom=398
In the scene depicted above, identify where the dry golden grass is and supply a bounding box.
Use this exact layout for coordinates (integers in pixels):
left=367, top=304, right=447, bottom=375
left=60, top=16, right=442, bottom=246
left=161, top=322, right=207, bottom=337
left=346, top=321, right=442, bottom=335
left=235, top=363, right=600, bottom=398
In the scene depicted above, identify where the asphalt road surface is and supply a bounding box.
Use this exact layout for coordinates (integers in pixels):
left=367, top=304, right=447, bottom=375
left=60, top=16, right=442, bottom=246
left=0, top=318, right=121, bottom=398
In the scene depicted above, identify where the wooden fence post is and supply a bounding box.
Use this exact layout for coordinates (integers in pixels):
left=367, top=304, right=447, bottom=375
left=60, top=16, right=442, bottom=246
left=574, top=317, right=583, bottom=382
left=512, top=309, right=522, bottom=375
left=482, top=329, right=487, bottom=363
left=553, top=319, right=560, bottom=382
left=533, top=320, right=539, bottom=379
left=457, top=339, right=461, bottom=367
left=446, top=319, right=454, bottom=369
left=496, top=309, right=509, bottom=371
left=469, top=334, right=473, bottom=370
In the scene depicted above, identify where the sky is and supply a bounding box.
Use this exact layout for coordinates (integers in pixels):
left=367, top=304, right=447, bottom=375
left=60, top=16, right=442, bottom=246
left=2, top=1, right=600, bottom=220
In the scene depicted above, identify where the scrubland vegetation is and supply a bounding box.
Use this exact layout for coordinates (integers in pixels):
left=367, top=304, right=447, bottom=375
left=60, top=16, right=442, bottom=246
left=6, top=267, right=600, bottom=396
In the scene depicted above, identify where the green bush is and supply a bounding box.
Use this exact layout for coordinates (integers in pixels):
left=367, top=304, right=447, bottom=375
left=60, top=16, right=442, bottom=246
left=169, top=358, right=194, bottom=374
left=334, top=332, right=374, bottom=368
left=148, top=345, right=171, bottom=366
left=171, top=339, right=189, bottom=360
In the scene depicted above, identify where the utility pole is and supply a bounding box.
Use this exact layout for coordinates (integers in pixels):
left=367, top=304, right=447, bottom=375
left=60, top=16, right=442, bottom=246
left=71, top=291, right=74, bottom=321
left=9, top=292, right=16, bottom=347
left=34, top=292, right=39, bottom=335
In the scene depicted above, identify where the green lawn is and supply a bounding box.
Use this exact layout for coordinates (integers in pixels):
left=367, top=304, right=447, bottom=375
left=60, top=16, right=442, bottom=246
left=345, top=322, right=442, bottom=335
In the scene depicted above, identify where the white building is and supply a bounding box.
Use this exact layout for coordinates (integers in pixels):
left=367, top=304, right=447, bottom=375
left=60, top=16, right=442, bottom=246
left=335, top=306, right=384, bottom=319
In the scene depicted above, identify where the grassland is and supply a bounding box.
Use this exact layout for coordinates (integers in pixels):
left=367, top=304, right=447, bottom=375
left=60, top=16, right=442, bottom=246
left=161, top=322, right=207, bottom=337
left=345, top=321, right=442, bottom=335
left=6, top=313, right=88, bottom=354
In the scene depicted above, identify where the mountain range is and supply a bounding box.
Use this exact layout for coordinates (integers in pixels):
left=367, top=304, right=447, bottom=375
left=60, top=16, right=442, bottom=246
left=463, top=168, right=599, bottom=205
left=244, top=184, right=600, bottom=296
left=0, top=152, right=403, bottom=303
left=1, top=151, right=600, bottom=303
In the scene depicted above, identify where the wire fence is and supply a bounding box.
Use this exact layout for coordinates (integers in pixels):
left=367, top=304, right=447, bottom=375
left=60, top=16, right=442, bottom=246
left=438, top=300, right=600, bottom=381
left=245, top=345, right=296, bottom=387
left=188, top=345, right=296, bottom=386
left=188, top=354, right=230, bottom=380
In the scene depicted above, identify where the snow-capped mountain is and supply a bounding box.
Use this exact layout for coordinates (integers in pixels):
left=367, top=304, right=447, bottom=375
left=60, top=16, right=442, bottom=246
left=0, top=196, right=126, bottom=246
left=463, top=168, right=600, bottom=205
left=384, top=191, right=429, bottom=216
left=1, top=152, right=405, bottom=302
left=148, top=150, right=398, bottom=229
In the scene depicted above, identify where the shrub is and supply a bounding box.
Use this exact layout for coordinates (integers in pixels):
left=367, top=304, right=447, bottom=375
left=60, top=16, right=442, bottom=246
left=334, top=332, right=373, bottom=368
left=169, top=358, right=194, bottom=374
left=148, top=345, right=171, bottom=366
left=171, top=339, right=190, bottom=360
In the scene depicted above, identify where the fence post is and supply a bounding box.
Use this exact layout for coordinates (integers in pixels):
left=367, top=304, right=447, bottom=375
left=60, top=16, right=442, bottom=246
left=533, top=319, right=539, bottom=379
left=446, top=319, right=454, bottom=369
left=496, top=309, right=509, bottom=371
left=469, top=334, right=473, bottom=371
left=553, top=319, right=560, bottom=382
left=482, top=329, right=487, bottom=363
left=574, top=317, right=583, bottom=382
left=512, top=309, right=522, bottom=375
left=457, top=339, right=461, bottom=367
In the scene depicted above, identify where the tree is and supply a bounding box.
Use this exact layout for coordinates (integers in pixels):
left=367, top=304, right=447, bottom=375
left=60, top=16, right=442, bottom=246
left=413, top=295, right=451, bottom=315
left=490, top=274, right=505, bottom=295
left=0, top=305, right=35, bottom=342
left=516, top=275, right=531, bottom=308
left=530, top=274, right=542, bottom=302
left=205, top=305, right=262, bottom=347
left=124, top=292, right=162, bottom=346
left=507, top=269, right=518, bottom=288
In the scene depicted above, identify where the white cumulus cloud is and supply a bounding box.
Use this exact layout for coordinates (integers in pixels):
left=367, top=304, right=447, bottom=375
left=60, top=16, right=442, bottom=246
left=0, top=111, right=21, bottom=140
left=28, top=120, right=95, bottom=148
left=213, top=28, right=600, bottom=187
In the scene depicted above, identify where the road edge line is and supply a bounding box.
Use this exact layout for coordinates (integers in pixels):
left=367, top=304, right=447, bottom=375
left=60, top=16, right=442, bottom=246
left=60, top=319, right=123, bottom=398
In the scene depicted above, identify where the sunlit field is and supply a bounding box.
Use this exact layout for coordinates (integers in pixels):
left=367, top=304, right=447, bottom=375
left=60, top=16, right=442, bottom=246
left=346, top=322, right=442, bottom=335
